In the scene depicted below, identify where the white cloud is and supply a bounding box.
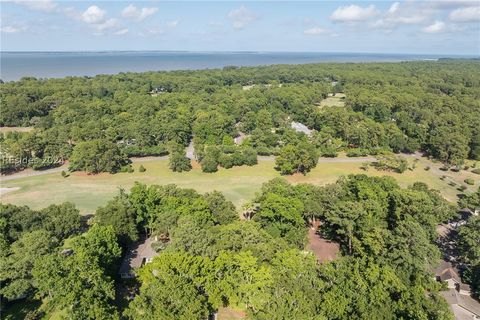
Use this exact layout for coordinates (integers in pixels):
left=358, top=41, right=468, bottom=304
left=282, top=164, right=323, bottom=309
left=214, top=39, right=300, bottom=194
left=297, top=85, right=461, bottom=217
left=13, top=0, right=57, bottom=13
left=114, top=28, right=129, bottom=35
left=372, top=2, right=427, bottom=31
left=122, top=4, right=158, bottom=21
left=304, top=27, right=329, bottom=35
left=330, top=4, right=379, bottom=22
left=227, top=6, right=258, bottom=29
left=167, top=20, right=179, bottom=28
left=425, top=1, right=478, bottom=10
left=81, top=5, right=106, bottom=24
left=1, top=25, right=26, bottom=33
left=388, top=2, right=400, bottom=14
left=422, top=20, right=446, bottom=33
left=96, top=18, right=119, bottom=31
left=449, top=6, right=480, bottom=22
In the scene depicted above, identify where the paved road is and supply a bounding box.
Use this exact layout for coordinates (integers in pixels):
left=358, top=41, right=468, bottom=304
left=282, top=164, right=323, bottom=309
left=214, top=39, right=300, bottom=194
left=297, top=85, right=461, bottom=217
left=0, top=156, right=169, bottom=182
left=1, top=166, right=66, bottom=182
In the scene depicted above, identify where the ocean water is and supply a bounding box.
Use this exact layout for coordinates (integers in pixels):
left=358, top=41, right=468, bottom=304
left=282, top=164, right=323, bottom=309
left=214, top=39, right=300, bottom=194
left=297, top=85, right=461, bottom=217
left=0, top=51, right=472, bottom=82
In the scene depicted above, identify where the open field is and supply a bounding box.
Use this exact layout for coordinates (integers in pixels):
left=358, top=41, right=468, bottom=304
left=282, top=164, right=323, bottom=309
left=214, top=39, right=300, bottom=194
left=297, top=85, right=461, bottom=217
left=0, top=126, right=34, bottom=133
left=1, top=156, right=478, bottom=214
left=317, top=93, right=346, bottom=108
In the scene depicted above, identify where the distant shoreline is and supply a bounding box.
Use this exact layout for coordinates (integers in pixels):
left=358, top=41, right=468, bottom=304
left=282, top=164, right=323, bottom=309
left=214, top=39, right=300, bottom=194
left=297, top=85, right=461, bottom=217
left=1, top=51, right=478, bottom=81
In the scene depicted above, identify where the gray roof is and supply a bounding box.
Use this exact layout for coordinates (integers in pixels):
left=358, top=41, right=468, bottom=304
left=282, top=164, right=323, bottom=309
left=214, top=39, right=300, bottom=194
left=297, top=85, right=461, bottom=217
left=441, top=289, right=480, bottom=317
left=291, top=121, right=312, bottom=136
left=119, top=237, right=158, bottom=275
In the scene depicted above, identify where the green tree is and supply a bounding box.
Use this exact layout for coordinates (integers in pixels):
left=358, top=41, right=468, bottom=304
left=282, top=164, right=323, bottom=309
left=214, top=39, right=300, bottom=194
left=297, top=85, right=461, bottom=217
left=200, top=153, right=218, bottom=173
left=275, top=142, right=318, bottom=175
left=204, top=191, right=239, bottom=225
left=95, top=191, right=139, bottom=245
left=69, top=139, right=129, bottom=174
left=169, top=151, right=192, bottom=172
left=0, top=230, right=58, bottom=300
left=70, top=224, right=122, bottom=273
left=254, top=193, right=306, bottom=247
left=40, top=202, right=83, bottom=239
left=33, top=251, right=118, bottom=320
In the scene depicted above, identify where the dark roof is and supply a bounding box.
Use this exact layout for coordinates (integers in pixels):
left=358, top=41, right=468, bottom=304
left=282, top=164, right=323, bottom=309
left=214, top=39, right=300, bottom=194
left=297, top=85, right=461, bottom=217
left=440, top=268, right=462, bottom=283
left=118, top=237, right=158, bottom=275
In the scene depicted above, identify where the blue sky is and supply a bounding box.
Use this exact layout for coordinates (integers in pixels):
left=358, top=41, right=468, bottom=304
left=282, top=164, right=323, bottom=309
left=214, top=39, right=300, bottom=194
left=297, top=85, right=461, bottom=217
left=1, top=1, right=479, bottom=54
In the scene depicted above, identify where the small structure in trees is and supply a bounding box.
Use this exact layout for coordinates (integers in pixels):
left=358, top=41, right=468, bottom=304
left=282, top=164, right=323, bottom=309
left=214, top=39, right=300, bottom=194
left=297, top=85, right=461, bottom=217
left=119, top=236, right=159, bottom=279
left=291, top=121, right=312, bottom=137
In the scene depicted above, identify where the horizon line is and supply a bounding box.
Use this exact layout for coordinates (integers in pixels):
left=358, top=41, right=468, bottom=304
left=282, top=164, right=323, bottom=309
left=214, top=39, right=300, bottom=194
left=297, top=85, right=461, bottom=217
left=1, top=50, right=478, bottom=57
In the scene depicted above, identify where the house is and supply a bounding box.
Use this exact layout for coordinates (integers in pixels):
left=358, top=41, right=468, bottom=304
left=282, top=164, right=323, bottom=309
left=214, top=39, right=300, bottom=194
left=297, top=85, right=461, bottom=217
left=432, top=260, right=480, bottom=319
left=291, top=121, right=312, bottom=136
left=119, top=236, right=159, bottom=279
left=434, top=261, right=462, bottom=290
left=441, top=289, right=480, bottom=320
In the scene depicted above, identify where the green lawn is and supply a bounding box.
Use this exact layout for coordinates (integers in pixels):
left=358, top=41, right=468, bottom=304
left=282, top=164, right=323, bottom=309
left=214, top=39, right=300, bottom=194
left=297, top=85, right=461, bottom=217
left=318, top=93, right=346, bottom=108
left=1, top=157, right=478, bottom=214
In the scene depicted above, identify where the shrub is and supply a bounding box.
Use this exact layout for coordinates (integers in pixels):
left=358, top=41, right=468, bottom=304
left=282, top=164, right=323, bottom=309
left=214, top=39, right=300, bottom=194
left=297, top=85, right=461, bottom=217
left=256, top=146, right=273, bottom=156
left=127, top=165, right=134, bottom=173
left=242, top=148, right=258, bottom=166
left=464, top=178, right=475, bottom=185
left=472, top=168, right=480, bottom=174
left=232, top=151, right=245, bottom=167
left=61, top=170, right=67, bottom=178
left=346, top=148, right=369, bottom=157
left=218, top=154, right=234, bottom=169
left=169, top=152, right=192, bottom=172
left=424, top=166, right=431, bottom=171
left=201, top=154, right=218, bottom=173
left=458, top=185, right=468, bottom=192
left=371, top=155, right=408, bottom=173
left=138, top=165, right=146, bottom=172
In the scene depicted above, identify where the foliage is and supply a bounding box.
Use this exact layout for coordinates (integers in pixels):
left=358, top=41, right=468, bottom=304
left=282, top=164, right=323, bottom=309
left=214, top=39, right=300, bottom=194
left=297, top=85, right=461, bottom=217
left=371, top=155, right=408, bottom=173
left=69, top=139, right=129, bottom=174
left=95, top=191, right=139, bottom=245
left=3, top=61, right=478, bottom=175
left=275, top=142, right=318, bottom=175
left=0, top=230, right=58, bottom=300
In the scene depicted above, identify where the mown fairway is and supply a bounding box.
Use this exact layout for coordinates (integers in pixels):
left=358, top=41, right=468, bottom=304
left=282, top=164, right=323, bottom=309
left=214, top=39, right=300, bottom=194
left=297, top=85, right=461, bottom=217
left=2, top=156, right=478, bottom=214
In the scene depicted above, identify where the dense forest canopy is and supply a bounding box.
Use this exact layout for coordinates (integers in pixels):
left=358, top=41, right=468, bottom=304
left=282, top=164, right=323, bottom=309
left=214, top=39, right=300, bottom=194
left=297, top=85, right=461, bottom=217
left=1, top=60, right=479, bottom=174
left=2, top=175, right=472, bottom=319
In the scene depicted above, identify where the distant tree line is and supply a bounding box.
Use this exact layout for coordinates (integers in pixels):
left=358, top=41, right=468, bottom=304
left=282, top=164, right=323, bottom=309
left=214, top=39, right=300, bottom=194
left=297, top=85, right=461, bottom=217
left=1, top=61, right=479, bottom=175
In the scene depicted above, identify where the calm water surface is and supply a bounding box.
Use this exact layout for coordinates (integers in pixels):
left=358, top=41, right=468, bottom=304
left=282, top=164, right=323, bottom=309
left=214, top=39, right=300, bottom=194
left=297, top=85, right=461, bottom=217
left=0, top=51, right=473, bottom=81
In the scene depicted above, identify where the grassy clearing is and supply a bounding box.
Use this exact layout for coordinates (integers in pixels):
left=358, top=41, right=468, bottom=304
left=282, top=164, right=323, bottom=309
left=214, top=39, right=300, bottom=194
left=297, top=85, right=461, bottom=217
left=317, top=93, right=345, bottom=109
left=0, top=126, right=34, bottom=133
left=2, top=156, right=477, bottom=214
